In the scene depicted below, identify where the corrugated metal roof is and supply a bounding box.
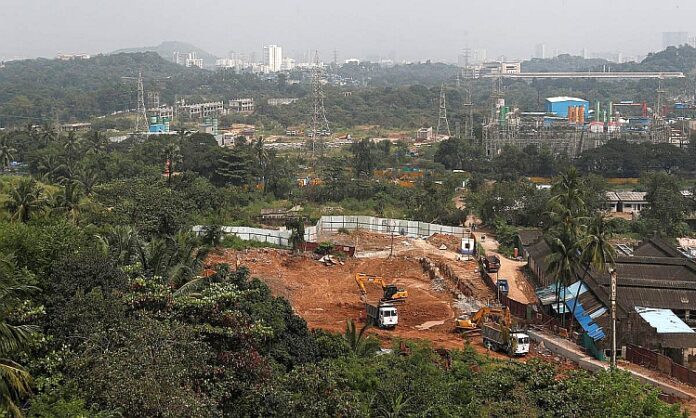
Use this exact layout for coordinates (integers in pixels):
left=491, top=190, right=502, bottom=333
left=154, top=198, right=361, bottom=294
left=546, top=96, right=588, bottom=103
left=635, top=307, right=695, bottom=334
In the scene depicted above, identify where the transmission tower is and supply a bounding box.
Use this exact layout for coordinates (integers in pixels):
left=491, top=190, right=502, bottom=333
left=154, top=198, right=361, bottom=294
left=462, top=69, right=474, bottom=139
left=310, top=51, right=331, bottom=157
left=436, top=83, right=451, bottom=138
left=122, top=71, right=148, bottom=133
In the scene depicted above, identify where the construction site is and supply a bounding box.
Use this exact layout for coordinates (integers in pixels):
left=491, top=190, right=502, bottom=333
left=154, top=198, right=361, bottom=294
left=204, top=225, right=696, bottom=411
left=207, top=231, right=501, bottom=351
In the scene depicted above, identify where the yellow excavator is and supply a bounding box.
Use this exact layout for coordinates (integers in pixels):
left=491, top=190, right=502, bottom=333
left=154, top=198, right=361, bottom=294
left=455, top=306, right=511, bottom=331
left=355, top=272, right=408, bottom=303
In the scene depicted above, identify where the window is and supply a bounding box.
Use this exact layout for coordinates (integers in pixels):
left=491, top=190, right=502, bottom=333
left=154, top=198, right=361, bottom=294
left=518, top=337, right=529, bottom=344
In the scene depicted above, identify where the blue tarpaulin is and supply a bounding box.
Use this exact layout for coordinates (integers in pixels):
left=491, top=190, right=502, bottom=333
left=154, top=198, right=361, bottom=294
left=566, top=298, right=606, bottom=341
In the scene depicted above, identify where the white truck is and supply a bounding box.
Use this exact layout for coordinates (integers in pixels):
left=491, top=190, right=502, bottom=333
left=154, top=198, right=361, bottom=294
left=482, top=324, right=530, bottom=356
left=365, top=301, right=398, bottom=329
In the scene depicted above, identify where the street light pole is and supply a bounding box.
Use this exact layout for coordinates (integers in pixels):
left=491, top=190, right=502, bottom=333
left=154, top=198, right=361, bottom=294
left=610, top=269, right=618, bottom=369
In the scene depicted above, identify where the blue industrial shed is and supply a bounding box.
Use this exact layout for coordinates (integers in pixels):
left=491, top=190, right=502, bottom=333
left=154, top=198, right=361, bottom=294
left=545, top=96, right=589, bottom=118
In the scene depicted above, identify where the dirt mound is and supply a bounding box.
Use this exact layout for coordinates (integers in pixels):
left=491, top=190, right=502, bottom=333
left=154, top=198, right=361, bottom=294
left=426, top=233, right=460, bottom=251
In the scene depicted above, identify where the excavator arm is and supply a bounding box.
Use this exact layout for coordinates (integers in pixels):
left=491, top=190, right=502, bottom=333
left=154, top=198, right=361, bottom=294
left=355, top=273, right=408, bottom=303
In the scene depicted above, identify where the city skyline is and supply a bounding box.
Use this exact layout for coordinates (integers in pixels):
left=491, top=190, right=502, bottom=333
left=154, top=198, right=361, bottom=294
left=2, top=0, right=696, bottom=63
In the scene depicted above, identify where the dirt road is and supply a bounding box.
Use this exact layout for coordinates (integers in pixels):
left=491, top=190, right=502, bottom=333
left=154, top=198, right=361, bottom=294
left=474, top=232, right=537, bottom=304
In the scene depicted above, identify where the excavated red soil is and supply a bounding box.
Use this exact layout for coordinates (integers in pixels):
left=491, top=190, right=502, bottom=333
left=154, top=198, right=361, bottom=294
left=426, top=233, right=461, bottom=251
left=208, top=248, right=542, bottom=358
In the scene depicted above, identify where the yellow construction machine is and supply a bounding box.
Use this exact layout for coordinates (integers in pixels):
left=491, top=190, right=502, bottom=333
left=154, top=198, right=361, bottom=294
left=355, top=272, right=408, bottom=303
left=455, top=306, right=511, bottom=331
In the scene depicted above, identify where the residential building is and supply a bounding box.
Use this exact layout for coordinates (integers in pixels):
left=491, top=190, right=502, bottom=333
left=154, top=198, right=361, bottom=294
left=663, top=32, right=689, bottom=48
left=416, top=127, right=433, bottom=141
left=285, top=127, right=301, bottom=136
left=263, top=45, right=283, bottom=72
left=178, top=101, right=226, bottom=119
left=56, top=53, right=90, bottom=61
left=534, top=43, right=546, bottom=59
left=173, top=52, right=203, bottom=68
left=282, top=57, right=295, bottom=71
left=268, top=98, right=299, bottom=106
left=479, top=61, right=521, bottom=76
left=605, top=191, right=648, bottom=215
left=229, top=98, right=255, bottom=113
left=60, top=122, right=92, bottom=132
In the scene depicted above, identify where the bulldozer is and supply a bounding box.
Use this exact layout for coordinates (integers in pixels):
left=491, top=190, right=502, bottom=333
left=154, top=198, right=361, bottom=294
left=355, top=272, right=408, bottom=303
left=455, top=306, right=511, bottom=331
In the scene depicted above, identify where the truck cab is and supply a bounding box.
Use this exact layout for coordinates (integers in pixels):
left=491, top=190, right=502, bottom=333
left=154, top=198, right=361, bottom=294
left=511, top=332, right=530, bottom=355
left=379, top=305, right=398, bottom=328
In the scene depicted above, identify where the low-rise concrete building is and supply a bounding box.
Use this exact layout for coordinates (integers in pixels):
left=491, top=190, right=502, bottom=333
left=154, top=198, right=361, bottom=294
left=416, top=127, right=433, bottom=141
left=605, top=191, right=648, bottom=214
left=229, top=98, right=255, bottom=113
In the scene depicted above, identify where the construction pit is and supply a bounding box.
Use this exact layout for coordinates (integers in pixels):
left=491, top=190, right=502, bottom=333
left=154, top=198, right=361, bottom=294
left=207, top=231, right=531, bottom=356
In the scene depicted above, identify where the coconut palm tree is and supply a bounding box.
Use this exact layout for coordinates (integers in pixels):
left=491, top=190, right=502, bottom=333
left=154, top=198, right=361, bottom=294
left=544, top=233, right=581, bottom=325
left=163, top=142, right=182, bottom=187
left=96, top=225, right=140, bottom=267
left=5, top=178, right=46, bottom=223
left=568, top=214, right=616, bottom=329
left=35, top=154, right=65, bottom=182
left=39, top=125, right=58, bottom=146
left=51, top=181, right=84, bottom=225
left=0, top=255, right=39, bottom=417
left=167, top=231, right=210, bottom=288
left=253, top=137, right=269, bottom=192
left=0, top=135, right=17, bottom=170
left=343, top=319, right=380, bottom=357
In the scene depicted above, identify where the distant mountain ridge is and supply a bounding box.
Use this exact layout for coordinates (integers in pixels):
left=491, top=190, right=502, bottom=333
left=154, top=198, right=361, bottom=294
left=112, top=41, right=218, bottom=69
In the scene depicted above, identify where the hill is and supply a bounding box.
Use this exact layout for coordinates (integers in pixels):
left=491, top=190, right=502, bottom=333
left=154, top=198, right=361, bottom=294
left=521, top=54, right=612, bottom=72
left=0, top=52, right=202, bottom=124
left=113, top=41, right=219, bottom=69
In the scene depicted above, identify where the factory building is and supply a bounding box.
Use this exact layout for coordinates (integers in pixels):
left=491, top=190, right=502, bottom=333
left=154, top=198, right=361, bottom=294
left=545, top=96, right=589, bottom=119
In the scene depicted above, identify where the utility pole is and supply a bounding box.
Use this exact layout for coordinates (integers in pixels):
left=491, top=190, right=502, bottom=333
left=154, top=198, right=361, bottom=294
left=610, top=269, right=618, bottom=369
left=436, top=83, right=451, bottom=139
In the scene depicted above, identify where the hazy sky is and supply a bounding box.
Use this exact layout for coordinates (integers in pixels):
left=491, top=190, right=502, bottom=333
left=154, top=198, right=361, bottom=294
left=2, top=0, right=695, bottom=62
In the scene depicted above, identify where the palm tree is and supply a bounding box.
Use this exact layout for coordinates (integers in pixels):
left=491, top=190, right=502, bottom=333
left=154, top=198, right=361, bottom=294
left=0, top=135, right=17, bottom=170
left=63, top=132, right=82, bottom=162
left=5, top=178, right=46, bottom=223
left=51, top=181, right=84, bottom=225
left=253, top=138, right=269, bottom=192
left=167, top=231, right=210, bottom=288
left=96, top=225, right=139, bottom=266
left=39, top=125, right=58, bottom=146
left=73, top=165, right=99, bottom=196
left=343, top=319, right=380, bottom=357
left=544, top=233, right=581, bottom=325
left=136, top=237, right=171, bottom=278
left=84, top=131, right=107, bottom=155
left=163, top=142, right=182, bottom=187
left=35, top=154, right=65, bottom=182
left=569, top=214, right=616, bottom=329
left=0, top=255, right=39, bottom=417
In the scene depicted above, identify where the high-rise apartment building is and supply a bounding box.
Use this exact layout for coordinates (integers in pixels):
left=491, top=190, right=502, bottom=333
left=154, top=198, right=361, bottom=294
left=263, top=44, right=283, bottom=72
left=534, top=43, right=546, bottom=59
left=662, top=32, right=689, bottom=48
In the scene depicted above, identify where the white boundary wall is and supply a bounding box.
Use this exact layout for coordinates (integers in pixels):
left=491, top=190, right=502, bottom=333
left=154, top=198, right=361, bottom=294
left=194, top=216, right=465, bottom=248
